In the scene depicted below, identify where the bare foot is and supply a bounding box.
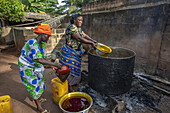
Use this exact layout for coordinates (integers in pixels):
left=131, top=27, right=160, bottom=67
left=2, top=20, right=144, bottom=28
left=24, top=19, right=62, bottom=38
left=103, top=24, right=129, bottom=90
left=35, top=99, right=49, bottom=113
left=69, top=85, right=75, bottom=92
left=31, top=98, right=47, bottom=103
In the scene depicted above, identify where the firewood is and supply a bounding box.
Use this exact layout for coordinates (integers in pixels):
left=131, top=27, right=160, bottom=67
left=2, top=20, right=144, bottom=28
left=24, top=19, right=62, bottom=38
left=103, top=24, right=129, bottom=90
left=139, top=74, right=170, bottom=86
left=135, top=75, right=170, bottom=95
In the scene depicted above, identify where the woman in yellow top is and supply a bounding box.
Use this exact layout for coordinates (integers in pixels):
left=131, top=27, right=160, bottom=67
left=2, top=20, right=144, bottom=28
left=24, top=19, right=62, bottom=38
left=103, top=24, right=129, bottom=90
left=60, top=14, right=97, bottom=91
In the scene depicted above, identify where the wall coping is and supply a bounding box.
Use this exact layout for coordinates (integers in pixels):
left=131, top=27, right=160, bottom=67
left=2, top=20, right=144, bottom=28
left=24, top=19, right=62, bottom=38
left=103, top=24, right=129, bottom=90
left=82, top=0, right=170, bottom=15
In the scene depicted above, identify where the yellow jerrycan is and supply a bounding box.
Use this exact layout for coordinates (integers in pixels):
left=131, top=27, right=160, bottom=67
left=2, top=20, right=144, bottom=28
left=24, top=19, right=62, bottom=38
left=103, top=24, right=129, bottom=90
left=0, top=95, right=13, bottom=113
left=51, top=77, right=68, bottom=104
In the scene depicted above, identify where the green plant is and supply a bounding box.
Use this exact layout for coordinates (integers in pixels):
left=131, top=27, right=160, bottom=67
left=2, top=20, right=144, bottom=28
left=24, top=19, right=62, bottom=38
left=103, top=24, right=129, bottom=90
left=59, top=0, right=98, bottom=15
left=18, top=0, right=58, bottom=14
left=0, top=0, right=25, bottom=22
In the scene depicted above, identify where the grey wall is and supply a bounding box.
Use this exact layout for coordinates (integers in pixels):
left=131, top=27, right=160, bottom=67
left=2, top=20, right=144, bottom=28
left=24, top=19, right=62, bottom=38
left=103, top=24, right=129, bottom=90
left=82, top=0, right=170, bottom=80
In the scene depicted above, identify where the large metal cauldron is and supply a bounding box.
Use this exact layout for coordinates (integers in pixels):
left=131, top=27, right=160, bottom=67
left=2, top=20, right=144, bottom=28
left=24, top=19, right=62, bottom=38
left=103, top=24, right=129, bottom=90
left=88, top=47, right=136, bottom=95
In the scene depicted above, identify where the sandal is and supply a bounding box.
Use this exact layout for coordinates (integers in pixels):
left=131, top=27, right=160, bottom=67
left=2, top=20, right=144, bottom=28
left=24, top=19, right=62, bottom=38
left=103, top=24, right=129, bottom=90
left=41, top=109, right=50, bottom=113
left=37, top=109, right=50, bottom=113
left=39, top=98, right=47, bottom=103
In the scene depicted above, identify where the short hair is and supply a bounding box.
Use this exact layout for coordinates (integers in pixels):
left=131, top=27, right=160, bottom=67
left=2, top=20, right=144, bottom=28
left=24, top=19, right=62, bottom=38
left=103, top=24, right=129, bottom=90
left=70, top=13, right=82, bottom=24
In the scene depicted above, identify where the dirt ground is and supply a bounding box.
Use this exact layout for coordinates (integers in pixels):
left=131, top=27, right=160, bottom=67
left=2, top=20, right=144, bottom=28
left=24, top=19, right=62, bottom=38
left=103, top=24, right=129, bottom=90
left=0, top=46, right=64, bottom=113
left=0, top=46, right=170, bottom=113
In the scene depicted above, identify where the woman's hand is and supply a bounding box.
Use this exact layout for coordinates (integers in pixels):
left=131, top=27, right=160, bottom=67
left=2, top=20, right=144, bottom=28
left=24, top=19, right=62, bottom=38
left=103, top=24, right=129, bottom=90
left=52, top=67, right=58, bottom=71
left=52, top=63, right=62, bottom=71
left=92, top=39, right=97, bottom=43
left=91, top=42, right=97, bottom=48
left=55, top=62, right=62, bottom=69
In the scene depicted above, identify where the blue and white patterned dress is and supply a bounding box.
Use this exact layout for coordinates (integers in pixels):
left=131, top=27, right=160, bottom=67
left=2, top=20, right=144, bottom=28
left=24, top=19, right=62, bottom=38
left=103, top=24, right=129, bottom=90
left=18, top=38, right=47, bottom=99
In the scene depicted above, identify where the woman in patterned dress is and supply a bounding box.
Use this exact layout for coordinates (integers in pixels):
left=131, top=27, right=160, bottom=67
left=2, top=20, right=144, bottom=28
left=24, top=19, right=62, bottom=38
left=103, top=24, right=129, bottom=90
left=59, top=14, right=97, bottom=91
left=18, top=24, right=62, bottom=113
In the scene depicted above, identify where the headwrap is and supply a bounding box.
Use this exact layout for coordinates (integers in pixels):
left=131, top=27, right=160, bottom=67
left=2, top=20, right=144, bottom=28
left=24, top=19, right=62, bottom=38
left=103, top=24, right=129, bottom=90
left=33, top=24, right=51, bottom=35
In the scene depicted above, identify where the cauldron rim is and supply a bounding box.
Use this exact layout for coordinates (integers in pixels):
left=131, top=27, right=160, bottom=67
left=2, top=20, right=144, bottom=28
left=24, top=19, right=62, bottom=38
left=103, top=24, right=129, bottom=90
left=88, top=47, right=136, bottom=59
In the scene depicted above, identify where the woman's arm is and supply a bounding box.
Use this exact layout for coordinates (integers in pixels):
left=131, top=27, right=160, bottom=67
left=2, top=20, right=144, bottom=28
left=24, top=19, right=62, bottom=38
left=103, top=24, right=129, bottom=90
left=72, top=32, right=96, bottom=48
left=82, top=31, right=97, bottom=43
left=36, top=58, right=61, bottom=69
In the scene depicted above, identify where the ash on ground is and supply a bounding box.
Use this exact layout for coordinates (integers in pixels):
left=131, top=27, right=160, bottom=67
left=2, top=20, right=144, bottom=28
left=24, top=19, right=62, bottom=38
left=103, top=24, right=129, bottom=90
left=73, top=71, right=170, bottom=113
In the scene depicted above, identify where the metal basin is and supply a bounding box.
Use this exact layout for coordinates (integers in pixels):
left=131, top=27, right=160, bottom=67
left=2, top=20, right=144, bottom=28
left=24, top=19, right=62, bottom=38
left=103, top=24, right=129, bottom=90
left=88, top=47, right=136, bottom=95
left=59, top=92, right=93, bottom=113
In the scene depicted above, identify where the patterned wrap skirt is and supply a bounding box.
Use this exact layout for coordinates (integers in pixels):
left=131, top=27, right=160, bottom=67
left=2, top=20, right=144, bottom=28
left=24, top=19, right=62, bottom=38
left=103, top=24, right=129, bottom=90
left=18, top=55, right=45, bottom=99
left=60, top=44, right=83, bottom=85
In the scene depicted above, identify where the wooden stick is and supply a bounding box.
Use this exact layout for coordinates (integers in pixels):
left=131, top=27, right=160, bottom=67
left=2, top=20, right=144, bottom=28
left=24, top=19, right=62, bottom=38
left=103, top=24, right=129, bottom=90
left=139, top=74, right=170, bottom=86
left=152, top=84, right=170, bottom=95
left=136, top=76, right=170, bottom=95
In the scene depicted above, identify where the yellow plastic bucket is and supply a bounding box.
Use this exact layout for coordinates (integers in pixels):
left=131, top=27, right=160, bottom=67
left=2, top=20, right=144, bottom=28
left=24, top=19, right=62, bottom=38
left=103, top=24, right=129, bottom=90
left=51, top=77, right=68, bottom=104
left=59, top=92, right=93, bottom=113
left=0, top=95, right=13, bottom=113
left=96, top=43, right=112, bottom=57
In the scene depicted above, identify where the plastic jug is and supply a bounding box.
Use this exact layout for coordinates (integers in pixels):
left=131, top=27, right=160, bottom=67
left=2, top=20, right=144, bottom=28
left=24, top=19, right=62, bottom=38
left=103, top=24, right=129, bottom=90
left=55, top=65, right=70, bottom=82
left=0, top=95, right=13, bottom=113
left=51, top=77, right=68, bottom=104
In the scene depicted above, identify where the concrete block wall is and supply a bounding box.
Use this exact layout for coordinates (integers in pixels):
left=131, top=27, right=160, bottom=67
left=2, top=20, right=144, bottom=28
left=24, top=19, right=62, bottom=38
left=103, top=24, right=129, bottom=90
left=13, top=27, right=66, bottom=58
left=82, top=0, right=169, bottom=13
left=45, top=28, right=66, bottom=58
left=157, top=6, right=170, bottom=79
left=0, top=27, right=13, bottom=44
left=13, top=27, right=25, bottom=51
left=82, top=0, right=170, bottom=80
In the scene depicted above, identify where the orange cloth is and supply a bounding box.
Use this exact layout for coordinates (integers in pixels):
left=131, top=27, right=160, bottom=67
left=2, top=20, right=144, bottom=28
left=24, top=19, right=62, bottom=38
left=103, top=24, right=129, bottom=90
left=33, top=24, right=51, bottom=35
